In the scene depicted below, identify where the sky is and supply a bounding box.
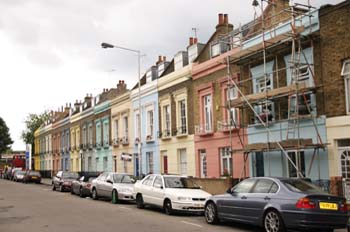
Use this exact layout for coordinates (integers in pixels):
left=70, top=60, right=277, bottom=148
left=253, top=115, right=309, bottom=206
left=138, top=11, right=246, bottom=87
left=0, top=0, right=343, bottom=151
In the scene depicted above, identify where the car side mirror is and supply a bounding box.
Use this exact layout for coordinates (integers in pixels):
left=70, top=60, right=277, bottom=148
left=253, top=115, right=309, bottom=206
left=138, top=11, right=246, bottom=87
left=131, top=179, right=136, bottom=184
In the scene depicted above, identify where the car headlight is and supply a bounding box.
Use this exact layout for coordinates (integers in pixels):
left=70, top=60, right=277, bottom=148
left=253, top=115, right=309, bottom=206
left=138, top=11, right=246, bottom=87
left=177, top=196, right=192, bottom=201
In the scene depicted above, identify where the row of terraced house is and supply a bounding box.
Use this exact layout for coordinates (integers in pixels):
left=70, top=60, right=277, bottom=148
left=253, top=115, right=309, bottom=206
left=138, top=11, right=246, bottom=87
left=34, top=0, right=350, bottom=189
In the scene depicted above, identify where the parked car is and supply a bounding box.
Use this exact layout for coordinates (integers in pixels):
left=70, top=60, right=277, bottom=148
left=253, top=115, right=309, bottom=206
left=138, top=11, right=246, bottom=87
left=133, top=174, right=211, bottom=215
left=91, top=172, right=136, bottom=203
left=23, top=170, right=42, bottom=184
left=71, top=176, right=97, bottom=197
left=10, top=168, right=22, bottom=180
left=13, top=170, right=26, bottom=182
left=52, top=171, right=80, bottom=192
left=204, top=177, right=349, bottom=232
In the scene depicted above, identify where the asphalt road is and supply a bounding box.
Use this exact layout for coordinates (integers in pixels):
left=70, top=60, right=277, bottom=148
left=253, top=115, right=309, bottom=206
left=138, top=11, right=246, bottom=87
left=0, top=179, right=347, bottom=232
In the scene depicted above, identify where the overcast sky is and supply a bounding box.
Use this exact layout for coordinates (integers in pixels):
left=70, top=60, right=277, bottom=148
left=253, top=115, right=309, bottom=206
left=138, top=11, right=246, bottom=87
left=0, top=0, right=343, bottom=151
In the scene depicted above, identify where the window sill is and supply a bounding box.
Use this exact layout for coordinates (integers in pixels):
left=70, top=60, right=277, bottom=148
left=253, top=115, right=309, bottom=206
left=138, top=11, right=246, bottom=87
left=219, top=127, right=240, bottom=133
left=176, top=133, right=188, bottom=138
left=122, top=142, right=129, bottom=146
left=146, top=139, right=155, bottom=143
left=161, top=136, right=172, bottom=141
left=197, top=131, right=214, bottom=137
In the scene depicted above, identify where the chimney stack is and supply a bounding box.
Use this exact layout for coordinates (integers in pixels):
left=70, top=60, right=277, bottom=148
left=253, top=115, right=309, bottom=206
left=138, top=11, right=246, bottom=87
left=193, top=37, right=198, bottom=44
left=189, top=37, right=194, bottom=46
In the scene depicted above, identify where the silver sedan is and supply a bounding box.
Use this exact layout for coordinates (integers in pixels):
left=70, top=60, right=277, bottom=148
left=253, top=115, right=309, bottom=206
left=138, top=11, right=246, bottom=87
left=91, top=172, right=135, bottom=204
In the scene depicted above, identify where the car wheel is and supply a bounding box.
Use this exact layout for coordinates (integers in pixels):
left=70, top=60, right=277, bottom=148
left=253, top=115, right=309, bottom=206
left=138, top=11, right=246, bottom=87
left=264, top=210, right=285, bottom=232
left=112, top=190, right=118, bottom=204
left=92, top=188, right=98, bottom=200
left=70, top=187, right=74, bottom=195
left=164, top=199, right=173, bottom=215
left=136, top=194, right=144, bottom=209
left=205, top=202, right=219, bottom=224
left=79, top=187, right=84, bottom=198
left=52, top=184, right=56, bottom=191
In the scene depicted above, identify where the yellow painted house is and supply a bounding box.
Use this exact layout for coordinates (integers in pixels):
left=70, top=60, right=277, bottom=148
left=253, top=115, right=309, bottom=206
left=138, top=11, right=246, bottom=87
left=158, top=62, right=196, bottom=176
left=70, top=102, right=82, bottom=172
left=110, top=90, right=134, bottom=174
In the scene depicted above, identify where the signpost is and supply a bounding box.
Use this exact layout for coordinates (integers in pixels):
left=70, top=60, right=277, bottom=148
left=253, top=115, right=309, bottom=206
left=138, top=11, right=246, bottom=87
left=25, top=144, right=32, bottom=170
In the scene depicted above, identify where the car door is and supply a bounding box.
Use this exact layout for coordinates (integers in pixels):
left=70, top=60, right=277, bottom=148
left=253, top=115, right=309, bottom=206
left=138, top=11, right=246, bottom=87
left=105, top=173, right=116, bottom=199
left=246, top=178, right=278, bottom=221
left=217, top=178, right=257, bottom=222
left=96, top=173, right=107, bottom=197
left=141, top=175, right=155, bottom=204
left=150, top=176, right=165, bottom=206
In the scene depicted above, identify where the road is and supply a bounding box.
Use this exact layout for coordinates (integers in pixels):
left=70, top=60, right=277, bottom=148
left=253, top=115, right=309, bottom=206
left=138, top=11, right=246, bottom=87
left=0, top=179, right=347, bottom=232
left=0, top=179, right=257, bottom=232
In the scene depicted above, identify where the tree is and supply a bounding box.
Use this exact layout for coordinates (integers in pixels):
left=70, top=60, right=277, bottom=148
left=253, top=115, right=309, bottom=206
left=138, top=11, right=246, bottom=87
left=0, top=117, right=13, bottom=154
left=21, top=112, right=50, bottom=154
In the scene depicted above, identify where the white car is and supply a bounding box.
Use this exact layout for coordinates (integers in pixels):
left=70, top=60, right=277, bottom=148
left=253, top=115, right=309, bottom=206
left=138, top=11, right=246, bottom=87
left=133, top=174, right=211, bottom=215
left=91, top=172, right=135, bottom=203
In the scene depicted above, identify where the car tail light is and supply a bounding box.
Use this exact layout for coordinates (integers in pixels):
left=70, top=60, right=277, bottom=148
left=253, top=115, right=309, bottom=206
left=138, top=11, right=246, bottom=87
left=339, top=201, right=348, bottom=212
left=296, top=197, right=316, bottom=209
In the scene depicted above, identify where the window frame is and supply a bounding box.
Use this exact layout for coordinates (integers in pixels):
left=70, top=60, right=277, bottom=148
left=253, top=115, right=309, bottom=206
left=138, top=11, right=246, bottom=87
left=342, top=60, right=350, bottom=114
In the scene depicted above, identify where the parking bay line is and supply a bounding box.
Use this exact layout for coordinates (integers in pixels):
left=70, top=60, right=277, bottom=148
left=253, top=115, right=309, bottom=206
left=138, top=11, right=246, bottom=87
left=117, top=206, right=131, bottom=210
left=181, top=220, right=203, bottom=228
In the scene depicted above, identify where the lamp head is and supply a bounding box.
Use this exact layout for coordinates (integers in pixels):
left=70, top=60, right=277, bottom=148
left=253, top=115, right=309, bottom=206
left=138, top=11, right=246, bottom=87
left=101, top=42, right=114, bottom=49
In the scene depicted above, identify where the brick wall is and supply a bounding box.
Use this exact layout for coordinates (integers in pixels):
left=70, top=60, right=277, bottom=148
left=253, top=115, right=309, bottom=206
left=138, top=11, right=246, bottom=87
left=319, top=1, right=350, bottom=117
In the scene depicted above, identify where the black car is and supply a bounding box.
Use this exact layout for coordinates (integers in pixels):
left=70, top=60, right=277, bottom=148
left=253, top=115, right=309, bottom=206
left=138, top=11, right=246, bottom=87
left=52, top=171, right=80, bottom=192
left=71, top=176, right=97, bottom=197
left=23, top=170, right=42, bottom=184
left=204, top=177, right=349, bottom=232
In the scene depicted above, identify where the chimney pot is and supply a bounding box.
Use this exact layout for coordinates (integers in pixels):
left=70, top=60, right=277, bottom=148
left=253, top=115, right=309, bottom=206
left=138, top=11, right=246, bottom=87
left=218, top=13, right=224, bottom=25
left=194, top=38, right=198, bottom=44
left=224, top=14, right=228, bottom=24
left=163, top=56, right=166, bottom=61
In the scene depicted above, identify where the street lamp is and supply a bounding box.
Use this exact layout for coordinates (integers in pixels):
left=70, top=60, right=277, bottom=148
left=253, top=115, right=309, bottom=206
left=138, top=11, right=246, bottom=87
left=101, top=42, right=142, bottom=177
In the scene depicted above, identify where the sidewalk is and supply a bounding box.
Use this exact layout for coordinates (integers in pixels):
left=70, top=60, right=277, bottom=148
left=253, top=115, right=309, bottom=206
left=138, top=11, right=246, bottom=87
left=41, top=178, right=52, bottom=186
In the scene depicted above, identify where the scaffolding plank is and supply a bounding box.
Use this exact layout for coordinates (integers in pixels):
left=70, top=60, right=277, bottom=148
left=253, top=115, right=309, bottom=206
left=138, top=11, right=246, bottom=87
left=228, top=82, right=313, bottom=107
left=228, top=26, right=305, bottom=61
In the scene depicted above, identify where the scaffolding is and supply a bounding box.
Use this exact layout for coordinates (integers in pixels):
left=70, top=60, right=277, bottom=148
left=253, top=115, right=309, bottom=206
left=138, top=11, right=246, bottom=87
left=217, top=0, right=326, bottom=180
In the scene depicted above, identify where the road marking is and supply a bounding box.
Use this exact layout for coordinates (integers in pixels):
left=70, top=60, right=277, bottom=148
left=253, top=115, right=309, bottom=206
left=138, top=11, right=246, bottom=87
left=181, top=220, right=203, bottom=228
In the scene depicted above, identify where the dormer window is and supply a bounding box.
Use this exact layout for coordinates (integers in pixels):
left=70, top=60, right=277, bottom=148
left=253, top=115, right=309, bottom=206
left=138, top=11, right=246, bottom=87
left=174, top=51, right=189, bottom=71
left=211, top=41, right=229, bottom=58
left=95, top=95, right=100, bottom=105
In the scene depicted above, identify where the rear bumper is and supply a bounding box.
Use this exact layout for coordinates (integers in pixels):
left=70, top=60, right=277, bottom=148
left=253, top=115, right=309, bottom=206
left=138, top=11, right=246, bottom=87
left=282, top=210, right=349, bottom=230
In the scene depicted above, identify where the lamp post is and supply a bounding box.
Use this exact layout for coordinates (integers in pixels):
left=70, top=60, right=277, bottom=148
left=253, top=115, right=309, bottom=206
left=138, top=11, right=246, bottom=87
left=101, top=42, right=142, bottom=177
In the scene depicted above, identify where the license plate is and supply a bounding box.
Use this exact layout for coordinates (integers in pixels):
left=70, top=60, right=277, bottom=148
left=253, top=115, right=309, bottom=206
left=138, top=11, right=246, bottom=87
left=194, top=204, right=204, bottom=207
left=32, top=176, right=37, bottom=179
left=319, top=202, right=338, bottom=210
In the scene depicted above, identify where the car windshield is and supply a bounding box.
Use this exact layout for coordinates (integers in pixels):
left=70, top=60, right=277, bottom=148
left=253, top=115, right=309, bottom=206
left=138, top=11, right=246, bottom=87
left=281, top=179, right=325, bottom=194
left=62, top=172, right=79, bottom=179
left=113, top=174, right=134, bottom=184
left=17, top=171, right=26, bottom=175
left=164, top=177, right=200, bottom=189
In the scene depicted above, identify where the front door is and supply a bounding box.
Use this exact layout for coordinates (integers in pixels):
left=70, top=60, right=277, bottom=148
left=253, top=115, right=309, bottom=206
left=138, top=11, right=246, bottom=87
left=163, top=156, right=168, bottom=174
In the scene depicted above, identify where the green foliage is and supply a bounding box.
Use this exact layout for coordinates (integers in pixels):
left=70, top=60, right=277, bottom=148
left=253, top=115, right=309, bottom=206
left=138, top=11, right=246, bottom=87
left=21, top=112, right=50, bottom=151
left=0, top=117, right=13, bottom=154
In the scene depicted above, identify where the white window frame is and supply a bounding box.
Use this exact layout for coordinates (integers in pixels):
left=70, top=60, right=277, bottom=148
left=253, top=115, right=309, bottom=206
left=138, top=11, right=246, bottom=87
left=147, top=110, right=154, bottom=139
left=255, top=74, right=273, bottom=93
left=146, top=152, right=154, bottom=174
left=203, top=94, right=212, bottom=132
left=163, top=105, right=171, bottom=135
left=178, top=149, right=187, bottom=175
left=178, top=100, right=187, bottom=134
left=114, top=119, right=119, bottom=140
left=342, top=60, right=350, bottom=114
left=227, top=87, right=238, bottom=126
left=220, top=147, right=232, bottom=176
left=135, top=112, right=140, bottom=139
left=200, top=150, right=207, bottom=178
left=123, top=116, right=128, bottom=138
left=103, top=120, right=109, bottom=146
left=255, top=100, right=275, bottom=124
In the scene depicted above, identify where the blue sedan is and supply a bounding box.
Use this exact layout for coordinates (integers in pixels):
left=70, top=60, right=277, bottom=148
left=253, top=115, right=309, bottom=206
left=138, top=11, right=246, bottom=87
left=204, top=177, right=349, bottom=232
